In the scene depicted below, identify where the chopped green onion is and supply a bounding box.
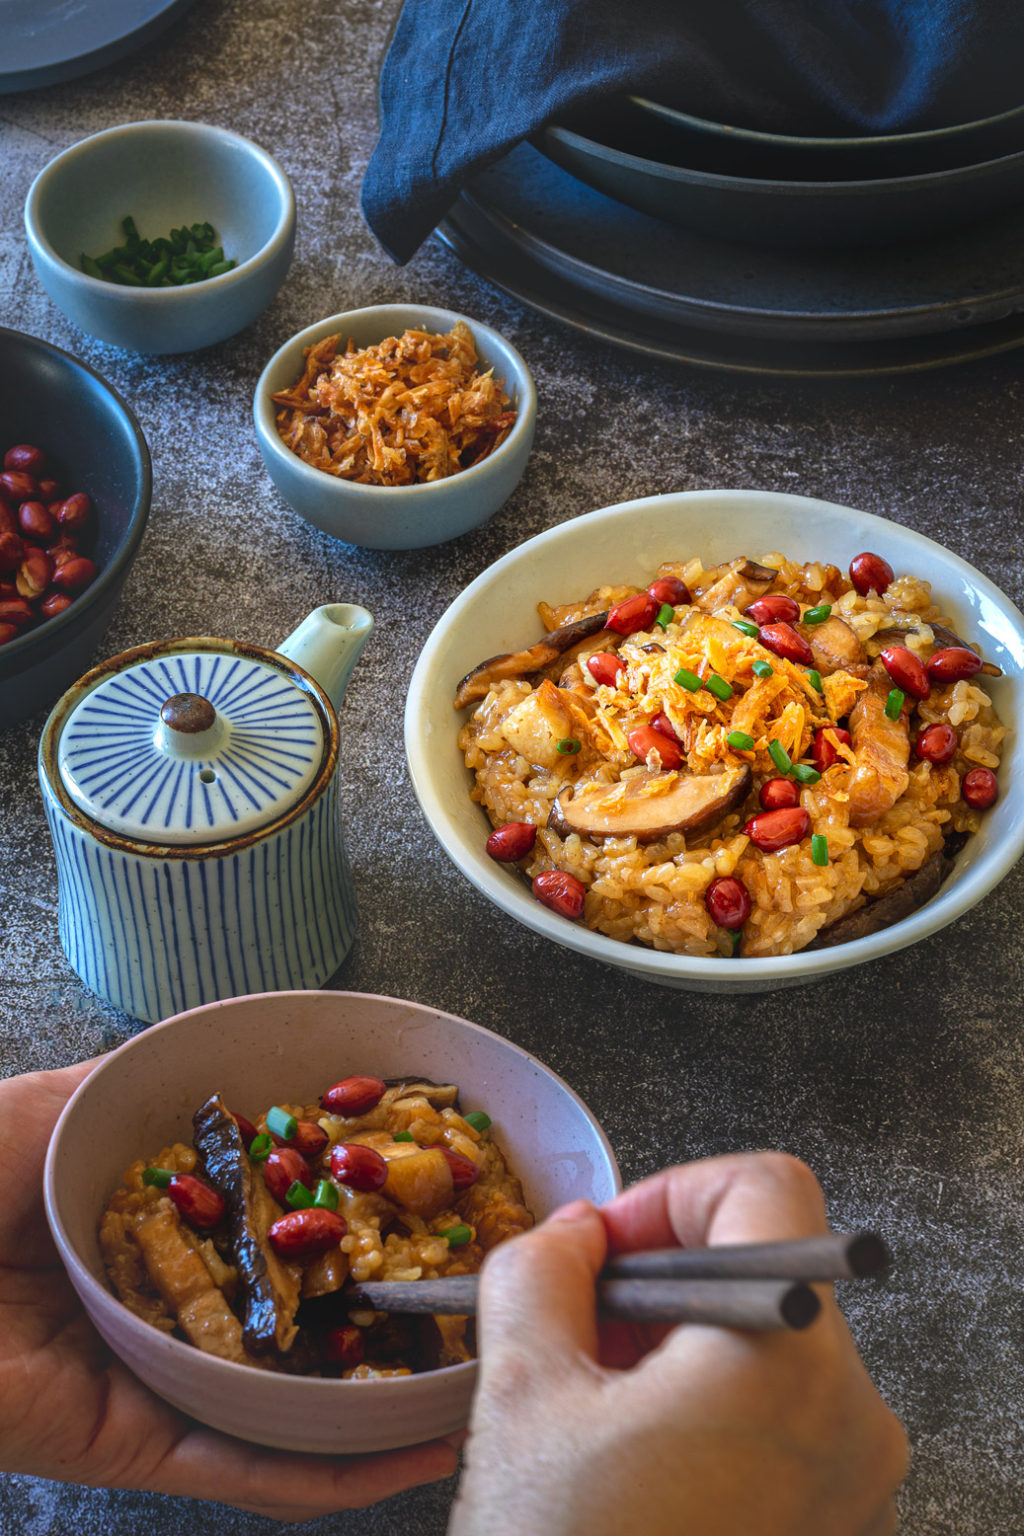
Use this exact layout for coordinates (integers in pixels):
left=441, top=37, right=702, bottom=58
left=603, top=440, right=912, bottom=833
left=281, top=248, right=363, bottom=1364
left=731, top=930, right=743, bottom=954
left=803, top=604, right=832, bottom=625
left=731, top=619, right=759, bottom=638
left=313, top=1180, right=339, bottom=1211
left=705, top=673, right=733, bottom=702
left=393, top=1130, right=415, bottom=1143
left=752, top=660, right=774, bottom=678
left=142, top=1167, right=174, bottom=1188
left=249, top=1133, right=273, bottom=1162
left=80, top=216, right=237, bottom=287
left=884, top=688, right=905, bottom=721
left=442, top=1224, right=474, bottom=1247
left=811, top=834, right=829, bottom=866
left=673, top=666, right=702, bottom=691
left=286, top=1180, right=314, bottom=1209
left=464, top=1110, right=492, bottom=1133
left=768, top=740, right=792, bottom=774
left=726, top=730, right=755, bottom=751
left=655, top=603, right=675, bottom=629
left=807, top=669, right=823, bottom=693
left=791, top=763, right=821, bottom=785
left=556, top=738, right=582, bottom=754
left=267, top=1106, right=297, bottom=1141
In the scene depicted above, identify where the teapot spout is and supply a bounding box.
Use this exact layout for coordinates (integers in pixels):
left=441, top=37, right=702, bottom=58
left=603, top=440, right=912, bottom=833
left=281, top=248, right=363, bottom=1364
left=277, top=604, right=373, bottom=713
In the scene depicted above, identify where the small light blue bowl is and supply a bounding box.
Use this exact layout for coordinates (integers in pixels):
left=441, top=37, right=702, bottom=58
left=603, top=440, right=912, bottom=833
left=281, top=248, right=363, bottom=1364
left=24, top=120, right=295, bottom=355
left=253, top=304, right=537, bottom=549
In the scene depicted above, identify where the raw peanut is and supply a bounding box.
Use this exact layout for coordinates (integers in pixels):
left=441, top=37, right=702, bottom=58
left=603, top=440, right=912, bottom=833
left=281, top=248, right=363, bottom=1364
left=271, top=1118, right=329, bottom=1157
left=4, top=444, right=46, bottom=475
left=16, top=550, right=53, bottom=601
left=52, top=556, right=96, bottom=593
left=745, top=594, right=799, bottom=625
left=926, top=647, right=983, bottom=684
left=57, top=492, right=92, bottom=530
left=0, top=531, right=24, bottom=575
left=324, top=1324, right=366, bottom=1369
left=0, top=597, right=34, bottom=627
left=0, top=469, right=39, bottom=503
left=607, top=591, right=659, bottom=636
left=268, top=1207, right=347, bottom=1259
left=532, top=868, right=586, bottom=919
left=879, top=645, right=930, bottom=701
left=168, top=1174, right=226, bottom=1229
left=330, top=1142, right=389, bottom=1192
left=704, top=875, right=751, bottom=930
left=37, top=478, right=61, bottom=501
left=486, top=822, right=537, bottom=862
left=18, top=500, right=56, bottom=541
left=434, top=1145, right=480, bottom=1189
left=742, top=806, right=811, bottom=852
left=321, top=1075, right=387, bottom=1116
left=39, top=592, right=74, bottom=619
left=628, top=723, right=684, bottom=770
left=263, top=1146, right=314, bottom=1205
left=0, top=622, right=18, bottom=645
left=0, top=501, right=19, bottom=538
left=47, top=537, right=79, bottom=570
left=757, top=622, right=814, bottom=666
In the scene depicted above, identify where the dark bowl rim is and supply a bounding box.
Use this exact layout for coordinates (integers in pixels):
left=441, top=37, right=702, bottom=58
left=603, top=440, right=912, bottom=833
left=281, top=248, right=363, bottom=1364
left=0, top=325, right=152, bottom=672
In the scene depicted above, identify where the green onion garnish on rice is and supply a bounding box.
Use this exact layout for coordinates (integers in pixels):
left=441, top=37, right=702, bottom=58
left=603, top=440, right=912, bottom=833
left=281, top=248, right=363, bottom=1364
left=752, top=660, right=774, bottom=678
left=655, top=603, right=674, bottom=628
left=674, top=667, right=702, bottom=691
left=313, top=1180, right=339, bottom=1211
left=464, top=1111, right=492, bottom=1132
left=732, top=619, right=759, bottom=638
left=267, top=1106, right=297, bottom=1141
left=791, top=763, right=821, bottom=784
left=442, top=1224, right=474, bottom=1247
left=556, top=738, right=581, bottom=754
left=249, top=1133, right=273, bottom=1162
left=393, top=1131, right=415, bottom=1143
left=726, top=731, right=755, bottom=751
left=705, top=673, right=732, bottom=702
left=807, top=669, right=823, bottom=692
left=803, top=605, right=832, bottom=624
left=885, top=688, right=905, bottom=720
left=811, top=834, right=829, bottom=866
left=768, top=740, right=792, bottom=773
left=142, top=1167, right=174, bottom=1188
left=286, top=1180, right=314, bottom=1209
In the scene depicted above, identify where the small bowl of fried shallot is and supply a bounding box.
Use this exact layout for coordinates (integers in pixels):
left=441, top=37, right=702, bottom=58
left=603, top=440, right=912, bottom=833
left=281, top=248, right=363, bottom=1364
left=253, top=303, right=537, bottom=549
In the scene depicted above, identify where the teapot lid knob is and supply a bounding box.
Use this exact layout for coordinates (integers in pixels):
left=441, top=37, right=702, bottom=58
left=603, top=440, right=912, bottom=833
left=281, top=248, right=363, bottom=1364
left=160, top=693, right=217, bottom=734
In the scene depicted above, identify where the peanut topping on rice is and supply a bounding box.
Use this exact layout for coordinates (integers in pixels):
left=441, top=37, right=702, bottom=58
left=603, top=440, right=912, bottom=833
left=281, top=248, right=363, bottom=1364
left=457, top=550, right=1006, bottom=959
left=272, top=322, right=516, bottom=486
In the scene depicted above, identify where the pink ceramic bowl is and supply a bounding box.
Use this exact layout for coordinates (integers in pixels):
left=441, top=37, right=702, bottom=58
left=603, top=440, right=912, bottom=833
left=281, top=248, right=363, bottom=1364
left=44, top=990, right=619, bottom=1454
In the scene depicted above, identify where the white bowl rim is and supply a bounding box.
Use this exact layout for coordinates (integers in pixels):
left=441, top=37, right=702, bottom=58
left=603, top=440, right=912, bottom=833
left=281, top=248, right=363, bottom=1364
left=43, top=987, right=621, bottom=1394
left=252, top=302, right=538, bottom=499
left=405, top=487, right=1024, bottom=985
left=24, top=119, right=296, bottom=299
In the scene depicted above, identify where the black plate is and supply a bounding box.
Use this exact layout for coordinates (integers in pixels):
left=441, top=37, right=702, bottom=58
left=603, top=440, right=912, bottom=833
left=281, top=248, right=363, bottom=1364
left=0, top=0, right=198, bottom=93
left=438, top=154, right=1024, bottom=377
left=439, top=143, right=1024, bottom=350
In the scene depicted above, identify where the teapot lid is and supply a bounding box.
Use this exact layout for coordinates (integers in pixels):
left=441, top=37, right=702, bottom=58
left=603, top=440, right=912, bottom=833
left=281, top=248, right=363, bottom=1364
left=56, top=648, right=325, bottom=845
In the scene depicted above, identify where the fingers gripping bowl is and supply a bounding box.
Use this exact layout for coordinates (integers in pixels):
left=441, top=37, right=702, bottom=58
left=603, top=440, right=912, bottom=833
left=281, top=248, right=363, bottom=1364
left=43, top=991, right=619, bottom=1454
left=405, top=491, right=1024, bottom=993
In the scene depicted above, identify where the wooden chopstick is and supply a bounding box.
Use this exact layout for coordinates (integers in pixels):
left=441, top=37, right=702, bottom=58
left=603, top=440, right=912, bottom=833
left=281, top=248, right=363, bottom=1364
left=346, top=1231, right=890, bottom=1332
left=349, top=1275, right=822, bottom=1330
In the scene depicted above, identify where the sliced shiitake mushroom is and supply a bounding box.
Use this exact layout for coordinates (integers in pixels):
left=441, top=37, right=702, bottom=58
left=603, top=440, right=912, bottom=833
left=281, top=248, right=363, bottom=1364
left=797, top=615, right=868, bottom=677
left=453, top=610, right=611, bottom=708
left=548, top=763, right=751, bottom=844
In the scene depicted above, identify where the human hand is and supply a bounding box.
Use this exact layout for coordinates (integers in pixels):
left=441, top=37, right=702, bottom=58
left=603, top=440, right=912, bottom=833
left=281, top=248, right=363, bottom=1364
left=0, top=1060, right=457, bottom=1521
left=450, top=1152, right=908, bottom=1536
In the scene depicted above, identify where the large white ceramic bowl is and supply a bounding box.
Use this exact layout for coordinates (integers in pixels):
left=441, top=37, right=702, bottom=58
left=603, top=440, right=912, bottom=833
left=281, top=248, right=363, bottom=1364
left=405, top=489, right=1024, bottom=993
left=44, top=991, right=620, bottom=1454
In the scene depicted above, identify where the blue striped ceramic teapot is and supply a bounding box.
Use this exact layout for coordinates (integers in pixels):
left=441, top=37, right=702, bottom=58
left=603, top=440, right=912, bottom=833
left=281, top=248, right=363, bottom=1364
left=38, top=604, right=373, bottom=1022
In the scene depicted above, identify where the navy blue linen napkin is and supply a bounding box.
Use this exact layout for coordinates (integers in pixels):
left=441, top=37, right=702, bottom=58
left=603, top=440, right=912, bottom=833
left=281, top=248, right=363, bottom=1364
left=362, top=0, right=1019, bottom=264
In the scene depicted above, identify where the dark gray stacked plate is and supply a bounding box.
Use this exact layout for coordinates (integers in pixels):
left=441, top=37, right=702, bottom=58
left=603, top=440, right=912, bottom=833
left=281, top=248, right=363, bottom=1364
left=438, top=96, right=1024, bottom=376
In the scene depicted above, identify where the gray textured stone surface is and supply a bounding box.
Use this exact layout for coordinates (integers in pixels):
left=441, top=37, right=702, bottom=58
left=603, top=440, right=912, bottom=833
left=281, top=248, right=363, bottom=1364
left=2, top=1, right=1024, bottom=1531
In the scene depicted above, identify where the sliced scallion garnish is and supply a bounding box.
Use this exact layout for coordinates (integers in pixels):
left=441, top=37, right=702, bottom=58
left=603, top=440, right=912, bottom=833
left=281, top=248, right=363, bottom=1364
left=726, top=730, right=755, bottom=751
left=803, top=605, right=832, bottom=625
left=556, top=738, right=582, bottom=754
left=313, top=1180, right=339, bottom=1211
left=442, top=1224, right=474, bottom=1247
left=393, top=1130, right=415, bottom=1143
left=884, top=688, right=905, bottom=721
left=142, top=1167, right=174, bottom=1188
left=811, top=834, right=829, bottom=866
left=768, top=740, right=792, bottom=774
left=286, top=1180, right=314, bottom=1209
left=807, top=669, right=823, bottom=693
left=705, top=673, right=732, bottom=702
left=673, top=666, right=702, bottom=691
left=249, top=1133, right=273, bottom=1162
left=791, top=763, right=821, bottom=785
left=752, top=660, right=774, bottom=678
left=655, top=603, right=674, bottom=629
left=464, top=1110, right=492, bottom=1133
left=267, top=1105, right=297, bottom=1141
left=732, top=619, right=759, bottom=638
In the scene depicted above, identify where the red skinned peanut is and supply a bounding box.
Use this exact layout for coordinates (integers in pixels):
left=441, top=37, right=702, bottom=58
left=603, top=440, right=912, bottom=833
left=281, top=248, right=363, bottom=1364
left=57, top=492, right=92, bottom=530
left=915, top=723, right=958, bottom=764
left=607, top=591, right=659, bottom=636
left=168, top=1174, right=226, bottom=1229
left=879, top=645, right=930, bottom=701
left=926, top=647, right=983, bottom=684
left=52, top=556, right=96, bottom=593
left=647, top=575, right=691, bottom=607
left=962, top=767, right=998, bottom=809
left=263, top=1147, right=314, bottom=1205
left=743, top=806, right=811, bottom=852
left=330, top=1142, right=389, bottom=1192
left=849, top=552, right=894, bottom=596
left=586, top=651, right=625, bottom=687
left=628, top=724, right=685, bottom=770
left=321, top=1075, right=387, bottom=1116
left=486, top=822, right=538, bottom=862
left=269, top=1208, right=347, bottom=1260
left=704, top=876, right=751, bottom=930
left=745, top=594, right=799, bottom=625
left=757, top=622, right=814, bottom=666
left=759, top=776, right=801, bottom=811
left=533, top=869, right=586, bottom=919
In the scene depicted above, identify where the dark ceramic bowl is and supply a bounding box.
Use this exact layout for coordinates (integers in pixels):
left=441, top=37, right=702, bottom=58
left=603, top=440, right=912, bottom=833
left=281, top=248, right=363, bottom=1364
left=0, top=328, right=151, bottom=729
